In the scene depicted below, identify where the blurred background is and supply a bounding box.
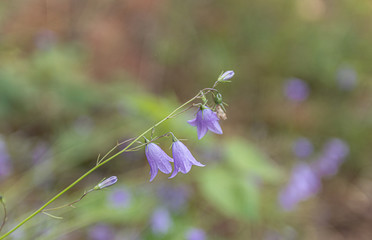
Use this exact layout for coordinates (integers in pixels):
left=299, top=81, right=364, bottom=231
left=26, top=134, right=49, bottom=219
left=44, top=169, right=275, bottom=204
left=1, top=0, right=372, bottom=239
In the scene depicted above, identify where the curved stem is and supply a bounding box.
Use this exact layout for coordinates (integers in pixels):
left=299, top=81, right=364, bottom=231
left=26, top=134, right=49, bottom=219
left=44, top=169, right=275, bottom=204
left=0, top=91, right=201, bottom=239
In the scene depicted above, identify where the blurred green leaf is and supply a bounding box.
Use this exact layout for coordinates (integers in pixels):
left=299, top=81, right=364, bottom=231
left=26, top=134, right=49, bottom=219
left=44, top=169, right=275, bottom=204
left=225, top=137, right=282, bottom=182
left=199, top=166, right=259, bottom=221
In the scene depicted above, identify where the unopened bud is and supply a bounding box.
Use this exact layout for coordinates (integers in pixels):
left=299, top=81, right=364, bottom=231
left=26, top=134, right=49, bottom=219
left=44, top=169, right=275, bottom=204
left=218, top=70, right=235, bottom=81
left=214, top=93, right=223, bottom=105
left=94, top=176, right=118, bottom=190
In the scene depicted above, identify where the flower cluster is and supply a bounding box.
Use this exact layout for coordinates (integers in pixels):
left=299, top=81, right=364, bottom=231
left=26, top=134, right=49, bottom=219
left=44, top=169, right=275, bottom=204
left=144, top=70, right=234, bottom=181
left=279, top=138, right=349, bottom=211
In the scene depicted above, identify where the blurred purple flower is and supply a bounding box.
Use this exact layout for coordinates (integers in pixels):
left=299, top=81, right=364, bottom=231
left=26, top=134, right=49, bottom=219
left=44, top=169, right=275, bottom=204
left=88, top=224, right=115, bottom=240
left=218, top=70, right=235, bottom=81
left=0, top=137, right=12, bottom=178
left=169, top=141, right=204, bottom=179
left=107, top=187, right=132, bottom=209
left=188, top=107, right=223, bottom=139
left=336, top=67, right=357, bottom=91
left=157, top=185, right=190, bottom=211
left=145, top=143, right=173, bottom=182
left=283, top=78, right=309, bottom=102
left=186, top=228, right=206, bottom=240
left=150, top=207, right=172, bottom=235
left=313, top=138, right=349, bottom=178
left=279, top=163, right=321, bottom=211
left=293, top=137, right=313, bottom=158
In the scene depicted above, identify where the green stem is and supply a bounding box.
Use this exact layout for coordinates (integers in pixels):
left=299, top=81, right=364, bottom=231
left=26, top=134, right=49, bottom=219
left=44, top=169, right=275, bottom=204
left=0, top=92, right=201, bottom=239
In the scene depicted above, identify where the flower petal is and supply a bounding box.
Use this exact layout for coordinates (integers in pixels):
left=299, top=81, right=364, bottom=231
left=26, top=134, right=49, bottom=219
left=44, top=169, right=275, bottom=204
left=207, top=121, right=223, bottom=135
left=187, top=118, right=197, bottom=127
left=145, top=143, right=173, bottom=181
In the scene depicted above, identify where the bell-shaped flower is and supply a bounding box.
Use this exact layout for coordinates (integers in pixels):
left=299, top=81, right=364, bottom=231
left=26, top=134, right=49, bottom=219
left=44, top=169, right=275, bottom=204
left=169, top=140, right=204, bottom=178
left=145, top=143, right=173, bottom=182
left=188, top=107, right=223, bottom=140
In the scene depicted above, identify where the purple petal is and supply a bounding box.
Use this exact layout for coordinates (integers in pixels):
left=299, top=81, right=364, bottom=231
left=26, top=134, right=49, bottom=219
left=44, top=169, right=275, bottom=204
left=145, top=143, right=173, bottom=182
left=169, top=168, right=179, bottom=179
left=197, top=124, right=208, bottom=140
left=173, top=141, right=204, bottom=172
left=188, top=118, right=197, bottom=127
left=202, top=109, right=222, bottom=135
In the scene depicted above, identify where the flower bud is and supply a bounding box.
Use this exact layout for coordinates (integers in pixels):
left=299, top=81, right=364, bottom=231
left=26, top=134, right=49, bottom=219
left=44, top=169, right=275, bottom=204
left=218, top=70, right=235, bottom=81
left=214, top=93, right=223, bottom=105
left=94, top=176, right=118, bottom=190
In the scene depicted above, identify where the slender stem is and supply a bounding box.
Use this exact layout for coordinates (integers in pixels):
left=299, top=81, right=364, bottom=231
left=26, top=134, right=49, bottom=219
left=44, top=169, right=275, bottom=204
left=42, top=189, right=93, bottom=212
left=0, top=91, right=202, bottom=239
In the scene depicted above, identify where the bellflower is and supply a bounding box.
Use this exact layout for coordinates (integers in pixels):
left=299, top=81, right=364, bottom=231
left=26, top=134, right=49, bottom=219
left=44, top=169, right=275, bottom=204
left=188, top=107, right=223, bottom=139
left=170, top=140, right=204, bottom=178
left=145, top=143, right=173, bottom=182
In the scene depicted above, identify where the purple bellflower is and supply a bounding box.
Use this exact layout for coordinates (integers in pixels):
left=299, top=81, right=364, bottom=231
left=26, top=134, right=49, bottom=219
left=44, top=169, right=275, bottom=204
left=188, top=107, right=223, bottom=140
left=278, top=163, right=321, bottom=211
left=169, top=140, right=205, bottom=178
left=145, top=143, right=173, bottom=182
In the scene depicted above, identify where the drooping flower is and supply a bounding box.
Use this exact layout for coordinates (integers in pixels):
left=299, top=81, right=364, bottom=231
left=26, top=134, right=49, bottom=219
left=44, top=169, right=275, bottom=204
left=188, top=107, right=223, bottom=139
left=218, top=70, right=235, bottom=81
left=150, top=207, right=172, bottom=235
left=169, top=140, right=204, bottom=178
left=94, top=176, right=118, bottom=190
left=278, top=163, right=321, bottom=211
left=186, top=228, right=207, bottom=240
left=145, top=143, right=173, bottom=182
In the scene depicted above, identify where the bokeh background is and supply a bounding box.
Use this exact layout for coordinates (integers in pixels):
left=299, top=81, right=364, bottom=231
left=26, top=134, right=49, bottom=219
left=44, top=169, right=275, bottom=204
left=1, top=0, right=372, bottom=239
